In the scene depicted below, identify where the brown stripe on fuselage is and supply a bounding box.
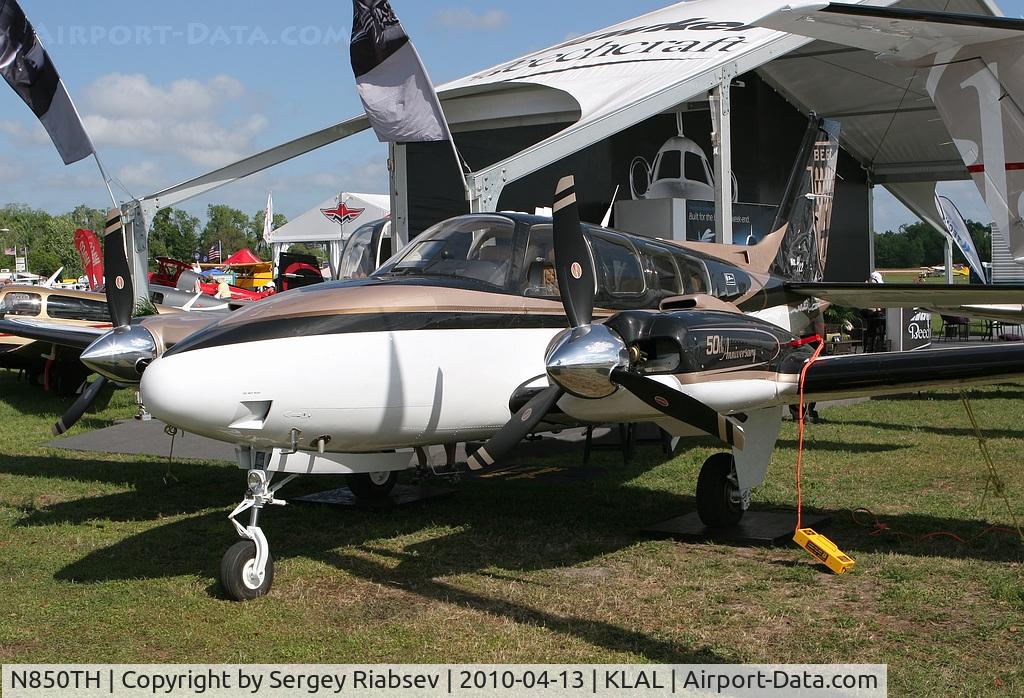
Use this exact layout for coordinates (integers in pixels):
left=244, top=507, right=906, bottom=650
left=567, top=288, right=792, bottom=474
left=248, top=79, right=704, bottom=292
left=207, top=283, right=612, bottom=328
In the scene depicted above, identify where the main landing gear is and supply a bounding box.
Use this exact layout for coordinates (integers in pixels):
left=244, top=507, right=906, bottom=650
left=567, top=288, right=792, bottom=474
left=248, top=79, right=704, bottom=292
left=222, top=469, right=297, bottom=601
left=345, top=471, right=399, bottom=500
left=695, top=452, right=750, bottom=528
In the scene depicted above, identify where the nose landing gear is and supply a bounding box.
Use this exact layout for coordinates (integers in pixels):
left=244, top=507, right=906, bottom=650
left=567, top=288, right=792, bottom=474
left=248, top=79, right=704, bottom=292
left=222, top=469, right=297, bottom=601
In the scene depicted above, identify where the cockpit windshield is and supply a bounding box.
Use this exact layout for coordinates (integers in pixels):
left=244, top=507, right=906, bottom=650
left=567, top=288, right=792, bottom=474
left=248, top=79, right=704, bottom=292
left=339, top=222, right=377, bottom=280
left=374, top=215, right=515, bottom=289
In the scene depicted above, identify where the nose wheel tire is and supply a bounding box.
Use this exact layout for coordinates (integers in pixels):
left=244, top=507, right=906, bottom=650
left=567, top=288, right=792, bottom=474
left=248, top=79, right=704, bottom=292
left=346, top=471, right=398, bottom=500
left=696, top=452, right=744, bottom=528
left=221, top=540, right=274, bottom=601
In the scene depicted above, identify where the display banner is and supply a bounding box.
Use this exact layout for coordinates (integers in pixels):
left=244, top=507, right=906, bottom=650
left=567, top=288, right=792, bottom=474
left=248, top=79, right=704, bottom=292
left=3, top=663, right=887, bottom=697
left=886, top=308, right=933, bottom=351
left=685, top=200, right=778, bottom=244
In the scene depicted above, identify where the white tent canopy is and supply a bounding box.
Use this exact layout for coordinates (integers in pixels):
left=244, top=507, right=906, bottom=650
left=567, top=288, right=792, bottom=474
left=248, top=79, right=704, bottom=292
left=266, top=192, right=389, bottom=281
left=267, top=192, right=389, bottom=245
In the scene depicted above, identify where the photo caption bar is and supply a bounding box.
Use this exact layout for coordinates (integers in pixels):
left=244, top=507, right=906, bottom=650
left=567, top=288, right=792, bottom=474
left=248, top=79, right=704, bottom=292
left=3, top=663, right=886, bottom=697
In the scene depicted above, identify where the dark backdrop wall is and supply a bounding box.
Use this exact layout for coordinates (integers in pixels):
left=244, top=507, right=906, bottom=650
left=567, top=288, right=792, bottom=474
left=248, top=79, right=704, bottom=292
left=406, top=72, right=870, bottom=282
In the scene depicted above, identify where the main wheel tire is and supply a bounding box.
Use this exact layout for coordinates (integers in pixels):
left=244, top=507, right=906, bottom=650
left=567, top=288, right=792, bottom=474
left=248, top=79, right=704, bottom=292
left=696, top=452, right=744, bottom=528
left=346, top=471, right=399, bottom=500
left=220, top=540, right=273, bottom=601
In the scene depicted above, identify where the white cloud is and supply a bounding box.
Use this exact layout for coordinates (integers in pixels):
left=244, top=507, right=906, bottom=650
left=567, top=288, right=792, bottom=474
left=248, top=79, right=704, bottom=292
left=84, top=73, right=245, bottom=120
left=117, top=160, right=163, bottom=190
left=80, top=72, right=268, bottom=168
left=0, top=119, right=51, bottom=145
left=434, top=8, right=510, bottom=31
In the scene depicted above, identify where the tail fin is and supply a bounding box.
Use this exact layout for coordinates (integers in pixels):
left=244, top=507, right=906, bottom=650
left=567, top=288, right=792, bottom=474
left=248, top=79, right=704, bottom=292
left=927, top=40, right=1024, bottom=262
left=767, top=115, right=841, bottom=282
left=753, top=4, right=1024, bottom=262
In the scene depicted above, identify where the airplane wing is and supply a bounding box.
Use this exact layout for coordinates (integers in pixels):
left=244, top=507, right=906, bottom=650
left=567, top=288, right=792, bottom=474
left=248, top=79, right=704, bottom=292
left=753, top=3, right=1023, bottom=59
left=803, top=343, right=1024, bottom=398
left=753, top=3, right=1024, bottom=263
left=0, top=318, right=105, bottom=350
left=785, top=283, right=1024, bottom=308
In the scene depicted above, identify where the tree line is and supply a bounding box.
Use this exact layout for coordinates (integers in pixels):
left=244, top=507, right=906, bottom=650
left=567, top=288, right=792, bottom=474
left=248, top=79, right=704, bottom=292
left=874, top=219, right=992, bottom=269
left=0, top=203, right=287, bottom=277
left=0, top=200, right=994, bottom=278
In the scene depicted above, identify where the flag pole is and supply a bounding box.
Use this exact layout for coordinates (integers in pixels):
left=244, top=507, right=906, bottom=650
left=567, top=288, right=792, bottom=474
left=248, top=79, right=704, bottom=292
left=447, top=138, right=471, bottom=201
left=92, top=153, right=120, bottom=211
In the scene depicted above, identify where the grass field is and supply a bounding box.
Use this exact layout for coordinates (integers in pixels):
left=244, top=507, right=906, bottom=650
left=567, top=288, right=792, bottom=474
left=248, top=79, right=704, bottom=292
left=0, top=370, right=1022, bottom=695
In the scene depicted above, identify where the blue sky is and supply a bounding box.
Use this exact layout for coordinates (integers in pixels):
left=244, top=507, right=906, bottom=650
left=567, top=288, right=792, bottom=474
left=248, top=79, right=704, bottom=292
left=1, top=0, right=1023, bottom=230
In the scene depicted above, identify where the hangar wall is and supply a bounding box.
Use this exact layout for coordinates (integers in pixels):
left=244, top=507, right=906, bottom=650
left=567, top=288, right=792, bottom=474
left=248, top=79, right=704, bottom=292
left=406, top=73, right=870, bottom=282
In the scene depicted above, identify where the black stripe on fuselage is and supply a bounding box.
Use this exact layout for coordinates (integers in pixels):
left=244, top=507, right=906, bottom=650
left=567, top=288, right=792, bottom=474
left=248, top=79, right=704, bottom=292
left=164, top=311, right=570, bottom=356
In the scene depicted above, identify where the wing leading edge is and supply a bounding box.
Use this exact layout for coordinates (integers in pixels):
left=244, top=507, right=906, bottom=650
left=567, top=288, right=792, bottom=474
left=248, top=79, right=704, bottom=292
left=785, top=283, right=1024, bottom=308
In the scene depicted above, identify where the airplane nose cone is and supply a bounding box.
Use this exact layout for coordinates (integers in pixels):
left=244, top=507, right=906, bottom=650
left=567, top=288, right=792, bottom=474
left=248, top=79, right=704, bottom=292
left=80, top=325, right=157, bottom=383
left=140, top=353, right=240, bottom=437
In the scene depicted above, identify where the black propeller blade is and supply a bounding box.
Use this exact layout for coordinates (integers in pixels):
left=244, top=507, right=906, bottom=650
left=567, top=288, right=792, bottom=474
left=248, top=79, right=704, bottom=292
left=610, top=369, right=744, bottom=449
left=53, top=207, right=132, bottom=434
left=52, top=376, right=108, bottom=436
left=466, top=384, right=564, bottom=470
left=552, top=175, right=594, bottom=328
left=102, top=208, right=134, bottom=328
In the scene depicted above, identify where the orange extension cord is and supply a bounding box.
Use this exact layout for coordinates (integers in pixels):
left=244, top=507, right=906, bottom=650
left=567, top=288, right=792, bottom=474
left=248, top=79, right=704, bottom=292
left=792, top=336, right=1021, bottom=545
left=793, top=335, right=825, bottom=531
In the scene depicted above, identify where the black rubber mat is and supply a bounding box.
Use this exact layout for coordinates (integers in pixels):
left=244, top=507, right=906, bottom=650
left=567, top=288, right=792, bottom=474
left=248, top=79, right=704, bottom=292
left=642, top=510, right=831, bottom=546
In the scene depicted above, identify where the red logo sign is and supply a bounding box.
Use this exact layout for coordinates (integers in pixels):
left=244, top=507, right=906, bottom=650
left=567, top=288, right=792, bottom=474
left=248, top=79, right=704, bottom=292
left=115, top=276, right=124, bottom=290
left=521, top=408, right=533, bottom=422
left=320, top=203, right=365, bottom=225
left=654, top=396, right=669, bottom=408
left=570, top=262, right=583, bottom=279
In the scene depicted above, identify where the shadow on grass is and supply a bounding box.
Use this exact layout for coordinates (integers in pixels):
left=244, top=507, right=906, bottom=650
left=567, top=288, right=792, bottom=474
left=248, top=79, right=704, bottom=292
left=874, top=386, right=1024, bottom=402
left=0, top=371, right=117, bottom=418
left=8, top=427, right=1020, bottom=660
left=831, top=420, right=1024, bottom=441
left=774, top=439, right=910, bottom=453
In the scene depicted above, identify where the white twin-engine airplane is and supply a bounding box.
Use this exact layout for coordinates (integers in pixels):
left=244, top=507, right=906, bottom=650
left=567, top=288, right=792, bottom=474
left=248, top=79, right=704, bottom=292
left=12, top=2, right=1024, bottom=600
left=113, top=163, right=1024, bottom=601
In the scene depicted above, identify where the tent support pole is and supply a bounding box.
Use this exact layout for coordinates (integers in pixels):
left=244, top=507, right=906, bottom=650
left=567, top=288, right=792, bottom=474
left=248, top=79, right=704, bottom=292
left=389, top=142, right=409, bottom=249
left=711, top=80, right=733, bottom=245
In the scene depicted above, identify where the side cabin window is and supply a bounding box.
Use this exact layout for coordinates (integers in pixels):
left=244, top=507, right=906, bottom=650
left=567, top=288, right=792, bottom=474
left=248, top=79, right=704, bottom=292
left=521, top=225, right=646, bottom=302
left=46, top=295, right=111, bottom=323
left=522, top=224, right=558, bottom=298
left=0, top=291, right=41, bottom=317
left=639, top=243, right=681, bottom=299
left=704, top=259, right=751, bottom=299
left=662, top=248, right=710, bottom=296
left=588, top=230, right=645, bottom=298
